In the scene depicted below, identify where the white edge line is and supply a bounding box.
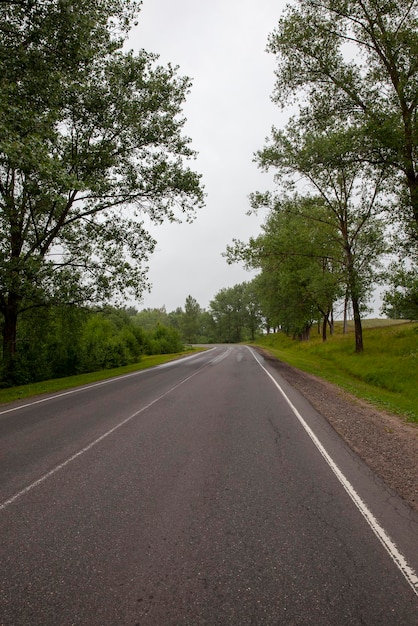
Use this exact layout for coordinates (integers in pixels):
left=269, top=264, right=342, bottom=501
left=248, top=347, right=418, bottom=598
left=0, top=352, right=217, bottom=512
left=0, top=348, right=215, bottom=417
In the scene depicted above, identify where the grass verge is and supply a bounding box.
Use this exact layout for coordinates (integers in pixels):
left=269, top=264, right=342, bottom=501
left=0, top=349, right=204, bottom=406
left=251, top=320, right=418, bottom=424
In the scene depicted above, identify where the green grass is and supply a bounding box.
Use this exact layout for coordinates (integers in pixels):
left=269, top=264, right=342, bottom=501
left=251, top=320, right=418, bottom=423
left=0, top=349, right=205, bottom=405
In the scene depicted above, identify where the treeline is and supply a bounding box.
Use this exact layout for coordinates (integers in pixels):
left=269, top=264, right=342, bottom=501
left=5, top=306, right=184, bottom=387
left=2, top=288, right=242, bottom=387
left=165, top=287, right=263, bottom=345
left=225, top=0, right=418, bottom=353
left=4, top=268, right=417, bottom=387
left=1, top=286, right=267, bottom=386
left=226, top=197, right=418, bottom=349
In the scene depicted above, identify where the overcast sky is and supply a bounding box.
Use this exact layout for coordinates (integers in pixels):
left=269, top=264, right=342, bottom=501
left=126, top=0, right=289, bottom=312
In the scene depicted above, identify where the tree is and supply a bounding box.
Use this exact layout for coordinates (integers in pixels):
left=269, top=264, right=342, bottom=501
left=251, top=272, right=282, bottom=334
left=227, top=196, right=345, bottom=341
left=133, top=307, right=169, bottom=331
left=11, top=304, right=88, bottom=383
left=0, top=0, right=204, bottom=381
left=382, top=264, right=418, bottom=319
left=196, top=310, right=218, bottom=344
left=180, top=295, right=202, bottom=343
left=243, top=281, right=264, bottom=341
left=148, top=323, right=183, bottom=355
left=209, top=285, right=246, bottom=343
left=268, top=0, right=418, bottom=241
left=209, top=282, right=263, bottom=343
left=255, top=122, right=387, bottom=351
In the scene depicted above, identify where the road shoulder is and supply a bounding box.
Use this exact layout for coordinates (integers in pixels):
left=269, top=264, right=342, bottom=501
left=255, top=348, right=418, bottom=513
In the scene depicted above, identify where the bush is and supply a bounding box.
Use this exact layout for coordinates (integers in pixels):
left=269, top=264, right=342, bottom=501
left=0, top=305, right=185, bottom=387
left=147, top=324, right=183, bottom=354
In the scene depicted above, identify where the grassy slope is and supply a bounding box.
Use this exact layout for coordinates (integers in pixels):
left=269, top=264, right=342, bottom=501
left=0, top=350, right=204, bottom=405
left=251, top=320, right=418, bottom=423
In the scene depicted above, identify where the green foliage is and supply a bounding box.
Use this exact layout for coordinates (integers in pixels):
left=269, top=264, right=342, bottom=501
left=1, top=305, right=87, bottom=385
left=180, top=295, right=202, bottom=343
left=0, top=0, right=204, bottom=382
left=148, top=324, right=184, bottom=355
left=382, top=264, right=418, bottom=320
left=253, top=321, right=418, bottom=423
left=159, top=297, right=217, bottom=345
left=268, top=0, right=418, bottom=239
left=75, top=310, right=183, bottom=371
left=251, top=0, right=418, bottom=353
left=209, top=282, right=263, bottom=343
left=0, top=304, right=185, bottom=386
left=133, top=307, right=170, bottom=331
left=227, top=196, right=347, bottom=339
left=249, top=116, right=388, bottom=350
left=78, top=315, right=130, bottom=372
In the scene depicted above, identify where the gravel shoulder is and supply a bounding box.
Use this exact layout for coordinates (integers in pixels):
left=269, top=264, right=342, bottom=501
left=256, top=349, right=418, bottom=512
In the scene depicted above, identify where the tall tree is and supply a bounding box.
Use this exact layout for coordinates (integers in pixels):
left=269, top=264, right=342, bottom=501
left=255, top=122, right=387, bottom=351
left=243, top=281, right=264, bottom=341
left=209, top=282, right=263, bottom=343
left=209, top=284, right=245, bottom=343
left=180, top=295, right=202, bottom=343
left=268, top=0, right=418, bottom=241
left=227, top=196, right=345, bottom=341
left=0, top=0, right=204, bottom=381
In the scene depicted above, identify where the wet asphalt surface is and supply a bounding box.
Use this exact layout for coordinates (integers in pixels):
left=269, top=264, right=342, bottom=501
left=1, top=345, right=417, bottom=625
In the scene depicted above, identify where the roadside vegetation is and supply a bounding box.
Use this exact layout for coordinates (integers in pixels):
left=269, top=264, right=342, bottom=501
left=1, top=1, right=416, bottom=406
left=226, top=0, right=418, bottom=356
left=252, top=320, right=418, bottom=424
left=0, top=0, right=204, bottom=386
left=0, top=305, right=186, bottom=387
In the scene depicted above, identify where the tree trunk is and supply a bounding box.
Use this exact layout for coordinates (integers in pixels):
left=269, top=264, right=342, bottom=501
left=329, top=307, right=334, bottom=335
left=407, top=173, right=418, bottom=239
left=344, top=243, right=363, bottom=352
left=2, top=293, right=20, bottom=382
left=322, top=313, right=328, bottom=342
left=343, top=294, right=349, bottom=334
left=298, top=324, right=311, bottom=341
left=351, top=295, right=363, bottom=353
left=402, top=104, right=418, bottom=238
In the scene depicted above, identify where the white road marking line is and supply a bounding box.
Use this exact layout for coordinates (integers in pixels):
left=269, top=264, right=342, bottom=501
left=0, top=352, right=218, bottom=512
left=0, top=349, right=214, bottom=417
left=249, top=347, right=418, bottom=598
left=211, top=346, right=233, bottom=364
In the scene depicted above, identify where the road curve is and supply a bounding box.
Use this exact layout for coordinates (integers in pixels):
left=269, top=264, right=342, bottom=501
left=1, top=345, right=417, bottom=625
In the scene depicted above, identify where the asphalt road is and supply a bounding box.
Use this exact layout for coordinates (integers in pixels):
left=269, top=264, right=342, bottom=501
left=1, top=345, right=417, bottom=625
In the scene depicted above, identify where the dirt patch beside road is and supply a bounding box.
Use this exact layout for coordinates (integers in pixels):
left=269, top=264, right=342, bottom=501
left=257, top=349, right=418, bottom=512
